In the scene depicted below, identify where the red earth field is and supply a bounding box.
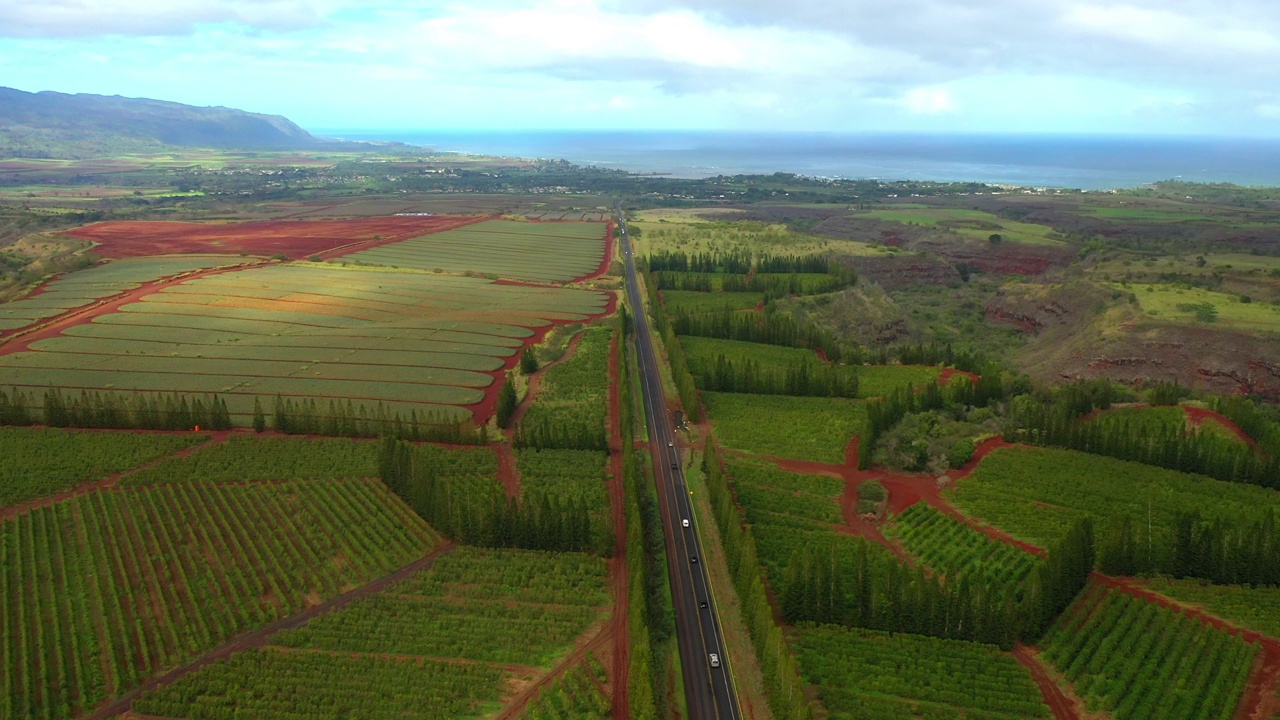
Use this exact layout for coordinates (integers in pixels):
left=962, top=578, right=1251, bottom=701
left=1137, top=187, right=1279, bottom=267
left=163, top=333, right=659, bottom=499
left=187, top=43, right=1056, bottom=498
left=63, top=215, right=486, bottom=259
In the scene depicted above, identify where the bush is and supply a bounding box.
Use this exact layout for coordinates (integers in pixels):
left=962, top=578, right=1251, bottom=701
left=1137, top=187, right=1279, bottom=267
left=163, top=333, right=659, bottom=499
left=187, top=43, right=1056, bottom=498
left=947, top=438, right=975, bottom=469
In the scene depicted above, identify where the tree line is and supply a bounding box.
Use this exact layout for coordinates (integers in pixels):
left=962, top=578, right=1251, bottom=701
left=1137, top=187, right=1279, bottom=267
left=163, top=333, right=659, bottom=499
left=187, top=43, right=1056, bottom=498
left=377, top=438, right=609, bottom=555
left=1099, top=510, right=1280, bottom=587
left=1008, top=382, right=1280, bottom=489
left=697, top=353, right=859, bottom=398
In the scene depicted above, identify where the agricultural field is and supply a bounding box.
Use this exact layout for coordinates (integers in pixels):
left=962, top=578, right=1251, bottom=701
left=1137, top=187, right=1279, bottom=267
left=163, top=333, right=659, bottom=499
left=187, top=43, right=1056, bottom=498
left=0, top=426, right=206, bottom=507
left=1041, top=583, right=1256, bottom=720
left=0, top=264, right=612, bottom=424
left=795, top=623, right=1051, bottom=720
left=1122, top=282, right=1280, bottom=333
left=0, top=255, right=245, bottom=332
left=883, top=503, right=1042, bottom=589
left=683, top=336, right=822, bottom=373
left=340, top=219, right=610, bottom=283
left=855, top=206, right=1065, bottom=246
left=1143, top=577, right=1280, bottom=639
left=522, top=656, right=612, bottom=720
left=703, top=391, right=866, bottom=463
left=660, top=290, right=763, bottom=315
left=63, top=215, right=477, bottom=259
left=632, top=215, right=887, bottom=257
left=121, top=435, right=381, bottom=486
left=134, top=648, right=505, bottom=720
left=726, top=457, right=842, bottom=532
left=516, top=324, right=612, bottom=450
left=516, top=448, right=612, bottom=551
left=857, top=364, right=944, bottom=398
left=134, top=547, right=609, bottom=720
left=945, top=446, right=1280, bottom=548
left=0, top=478, right=441, bottom=719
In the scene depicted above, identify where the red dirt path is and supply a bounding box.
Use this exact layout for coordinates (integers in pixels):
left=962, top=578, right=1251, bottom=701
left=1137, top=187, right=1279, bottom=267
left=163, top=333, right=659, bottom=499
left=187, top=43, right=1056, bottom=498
left=606, top=332, right=633, bottom=720
left=63, top=215, right=485, bottom=259
left=1011, top=645, right=1085, bottom=720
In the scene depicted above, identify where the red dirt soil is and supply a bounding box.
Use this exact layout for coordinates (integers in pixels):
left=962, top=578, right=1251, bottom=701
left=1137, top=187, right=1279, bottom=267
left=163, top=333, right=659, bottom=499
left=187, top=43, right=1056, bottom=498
left=1012, top=645, right=1085, bottom=720
left=64, top=215, right=486, bottom=259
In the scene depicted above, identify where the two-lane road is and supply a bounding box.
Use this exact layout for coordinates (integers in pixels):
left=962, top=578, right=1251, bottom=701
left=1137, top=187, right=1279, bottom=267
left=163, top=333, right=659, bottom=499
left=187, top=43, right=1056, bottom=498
left=616, top=203, right=740, bottom=720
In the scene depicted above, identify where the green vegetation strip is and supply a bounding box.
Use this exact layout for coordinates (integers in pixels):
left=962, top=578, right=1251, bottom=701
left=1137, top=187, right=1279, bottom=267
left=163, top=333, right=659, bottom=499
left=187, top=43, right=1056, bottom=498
left=704, top=392, right=866, bottom=463
left=121, top=436, right=380, bottom=486
left=1144, top=578, right=1280, bottom=640
left=796, top=623, right=1051, bottom=720
left=0, top=426, right=206, bottom=507
left=946, top=446, right=1280, bottom=547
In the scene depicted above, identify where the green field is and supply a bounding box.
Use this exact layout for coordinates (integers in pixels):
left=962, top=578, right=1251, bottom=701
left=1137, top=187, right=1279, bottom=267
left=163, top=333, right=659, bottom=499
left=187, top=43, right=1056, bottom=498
left=1144, top=577, right=1280, bottom=639
left=339, top=219, right=608, bottom=283
left=135, top=546, right=608, bottom=720
left=1123, top=283, right=1280, bottom=333
left=522, top=656, right=612, bottom=720
left=884, top=503, right=1041, bottom=590
left=516, top=324, right=612, bottom=450
left=796, top=623, right=1051, bottom=720
left=0, top=478, right=442, bottom=719
left=0, top=426, right=206, bottom=507
left=704, top=391, right=866, bottom=463
left=0, top=255, right=247, bottom=331
left=1041, top=582, right=1255, bottom=720
left=0, top=264, right=612, bottom=424
left=857, top=206, right=1065, bottom=246
left=946, top=446, right=1280, bottom=547
left=121, top=435, right=381, bottom=486
left=661, top=290, right=763, bottom=314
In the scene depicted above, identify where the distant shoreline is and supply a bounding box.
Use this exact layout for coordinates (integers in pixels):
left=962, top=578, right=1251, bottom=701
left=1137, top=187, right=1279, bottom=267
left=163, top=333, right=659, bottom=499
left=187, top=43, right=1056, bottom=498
left=314, top=129, right=1280, bottom=191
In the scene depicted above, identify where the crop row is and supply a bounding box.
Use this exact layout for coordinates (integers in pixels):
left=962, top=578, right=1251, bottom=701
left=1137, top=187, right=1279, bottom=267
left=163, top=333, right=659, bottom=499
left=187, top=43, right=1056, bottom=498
left=1143, top=577, right=1280, bottom=639
left=396, top=546, right=609, bottom=607
left=133, top=648, right=505, bottom=720
left=121, top=435, right=381, bottom=486
left=884, top=503, right=1042, bottom=591
left=0, top=426, right=205, bottom=508
left=522, top=656, right=611, bottom=720
left=795, top=623, right=1050, bottom=719
left=0, top=479, right=441, bottom=719
left=727, top=458, right=843, bottom=528
left=1041, top=583, right=1256, bottom=720
left=945, top=446, right=1280, bottom=548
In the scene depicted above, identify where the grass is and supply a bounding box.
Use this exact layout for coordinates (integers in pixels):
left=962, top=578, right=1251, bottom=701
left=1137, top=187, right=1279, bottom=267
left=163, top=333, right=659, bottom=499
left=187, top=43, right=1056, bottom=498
left=857, top=207, right=1065, bottom=246
left=0, top=264, right=613, bottom=424
left=1122, top=283, right=1280, bottom=333
left=339, top=219, right=608, bottom=283
left=704, top=391, right=866, bottom=463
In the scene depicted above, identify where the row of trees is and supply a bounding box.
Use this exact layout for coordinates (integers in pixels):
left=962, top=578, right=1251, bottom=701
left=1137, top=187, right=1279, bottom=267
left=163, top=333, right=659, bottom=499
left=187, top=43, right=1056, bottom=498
left=776, top=517, right=1093, bottom=648
left=0, top=387, right=234, bottom=431
left=1099, top=510, right=1280, bottom=586
left=668, top=304, right=856, bottom=364
left=377, top=439, right=606, bottom=554
left=1009, top=385, right=1279, bottom=488
left=644, top=282, right=701, bottom=422
left=646, top=249, right=849, bottom=276
left=696, top=354, right=860, bottom=398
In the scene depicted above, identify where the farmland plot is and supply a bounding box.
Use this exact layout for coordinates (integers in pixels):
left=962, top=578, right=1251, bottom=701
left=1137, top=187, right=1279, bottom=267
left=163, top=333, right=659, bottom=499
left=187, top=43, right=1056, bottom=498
left=340, top=219, right=610, bottom=283
left=0, top=478, right=442, bottom=719
left=138, top=547, right=611, bottom=719
left=0, top=264, right=612, bottom=424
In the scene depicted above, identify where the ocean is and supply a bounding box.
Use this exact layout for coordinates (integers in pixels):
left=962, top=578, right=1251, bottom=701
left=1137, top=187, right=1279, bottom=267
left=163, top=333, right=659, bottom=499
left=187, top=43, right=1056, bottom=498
left=315, top=130, right=1280, bottom=191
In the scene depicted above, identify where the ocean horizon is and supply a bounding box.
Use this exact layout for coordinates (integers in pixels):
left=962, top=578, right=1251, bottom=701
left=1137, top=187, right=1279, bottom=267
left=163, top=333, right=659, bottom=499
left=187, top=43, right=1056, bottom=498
left=315, top=130, right=1280, bottom=191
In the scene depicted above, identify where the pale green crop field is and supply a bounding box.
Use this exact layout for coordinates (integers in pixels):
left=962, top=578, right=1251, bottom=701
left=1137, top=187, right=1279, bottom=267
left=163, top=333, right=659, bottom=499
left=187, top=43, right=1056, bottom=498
left=0, top=255, right=248, bottom=330
left=339, top=219, right=608, bottom=282
left=0, top=264, right=613, bottom=423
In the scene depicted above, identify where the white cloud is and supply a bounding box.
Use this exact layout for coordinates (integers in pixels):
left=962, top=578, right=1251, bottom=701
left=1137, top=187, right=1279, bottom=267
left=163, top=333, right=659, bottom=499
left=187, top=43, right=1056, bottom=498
left=902, top=87, right=956, bottom=114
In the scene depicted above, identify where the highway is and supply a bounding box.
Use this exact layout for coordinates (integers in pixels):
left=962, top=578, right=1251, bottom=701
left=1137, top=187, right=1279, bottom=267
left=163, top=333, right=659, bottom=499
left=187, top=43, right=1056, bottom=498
left=616, top=202, right=741, bottom=720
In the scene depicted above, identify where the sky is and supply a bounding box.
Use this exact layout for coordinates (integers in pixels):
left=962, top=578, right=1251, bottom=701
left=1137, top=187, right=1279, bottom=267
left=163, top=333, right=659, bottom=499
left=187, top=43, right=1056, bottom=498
left=1, top=0, right=1279, bottom=136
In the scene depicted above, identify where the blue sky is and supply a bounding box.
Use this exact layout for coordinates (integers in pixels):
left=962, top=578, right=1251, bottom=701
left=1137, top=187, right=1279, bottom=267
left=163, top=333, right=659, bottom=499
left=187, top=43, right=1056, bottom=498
left=2, top=0, right=1279, bottom=136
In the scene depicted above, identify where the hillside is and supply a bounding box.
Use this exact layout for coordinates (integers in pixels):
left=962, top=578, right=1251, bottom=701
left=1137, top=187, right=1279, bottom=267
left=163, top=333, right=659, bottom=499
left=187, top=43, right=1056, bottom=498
left=0, top=86, right=336, bottom=158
